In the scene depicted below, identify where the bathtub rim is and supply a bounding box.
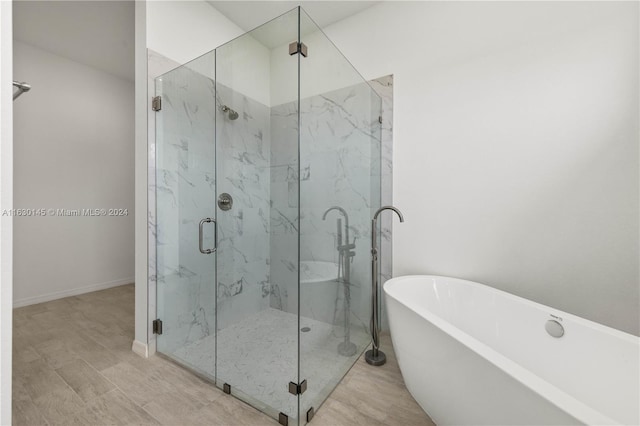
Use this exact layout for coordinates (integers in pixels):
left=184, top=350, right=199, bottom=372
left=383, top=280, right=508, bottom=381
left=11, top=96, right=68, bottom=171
left=384, top=274, right=637, bottom=425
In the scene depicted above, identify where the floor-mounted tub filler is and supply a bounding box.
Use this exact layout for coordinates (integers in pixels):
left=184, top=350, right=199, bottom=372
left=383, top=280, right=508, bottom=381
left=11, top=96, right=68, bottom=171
left=384, top=275, right=639, bottom=425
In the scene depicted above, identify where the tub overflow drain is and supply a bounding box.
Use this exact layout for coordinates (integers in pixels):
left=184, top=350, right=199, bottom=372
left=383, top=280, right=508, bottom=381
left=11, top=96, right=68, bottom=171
left=545, top=319, right=564, bottom=338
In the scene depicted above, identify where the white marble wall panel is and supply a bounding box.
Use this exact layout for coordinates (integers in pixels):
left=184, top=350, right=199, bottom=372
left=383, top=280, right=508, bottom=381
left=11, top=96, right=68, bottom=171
left=269, top=101, right=300, bottom=315
left=215, top=83, right=271, bottom=330
left=269, top=79, right=390, bottom=339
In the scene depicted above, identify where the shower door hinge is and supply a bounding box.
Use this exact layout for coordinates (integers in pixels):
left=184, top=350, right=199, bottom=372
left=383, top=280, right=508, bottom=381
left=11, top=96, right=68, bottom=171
left=379, top=115, right=383, bottom=124
left=306, top=407, right=315, bottom=422
left=278, top=413, right=288, bottom=426
left=288, top=379, right=307, bottom=395
left=152, top=96, right=162, bottom=111
left=152, top=319, right=163, bottom=335
left=288, top=41, right=308, bottom=57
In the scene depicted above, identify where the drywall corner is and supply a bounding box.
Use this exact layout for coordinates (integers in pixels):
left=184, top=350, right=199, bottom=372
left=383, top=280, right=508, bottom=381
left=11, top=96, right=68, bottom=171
left=134, top=0, right=148, bottom=354
left=0, top=1, right=12, bottom=423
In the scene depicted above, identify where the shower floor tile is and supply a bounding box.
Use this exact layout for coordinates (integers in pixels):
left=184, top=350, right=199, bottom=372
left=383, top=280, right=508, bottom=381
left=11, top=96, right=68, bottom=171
left=173, top=308, right=369, bottom=419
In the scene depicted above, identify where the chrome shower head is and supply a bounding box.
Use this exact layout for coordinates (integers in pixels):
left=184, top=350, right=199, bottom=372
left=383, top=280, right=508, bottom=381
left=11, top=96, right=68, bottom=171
left=221, top=105, right=239, bottom=120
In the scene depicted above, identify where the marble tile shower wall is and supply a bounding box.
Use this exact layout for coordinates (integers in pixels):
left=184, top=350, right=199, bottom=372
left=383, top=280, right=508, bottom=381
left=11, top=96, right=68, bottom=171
left=155, top=63, right=272, bottom=353
left=214, top=84, right=272, bottom=329
left=269, top=81, right=390, bottom=333
left=150, top=45, right=395, bottom=356
left=268, top=101, right=299, bottom=313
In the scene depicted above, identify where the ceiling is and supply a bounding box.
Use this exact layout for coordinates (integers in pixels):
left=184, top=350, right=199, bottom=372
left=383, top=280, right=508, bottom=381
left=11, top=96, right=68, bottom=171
left=13, top=1, right=134, bottom=81
left=11, top=1, right=373, bottom=81
left=208, top=1, right=380, bottom=32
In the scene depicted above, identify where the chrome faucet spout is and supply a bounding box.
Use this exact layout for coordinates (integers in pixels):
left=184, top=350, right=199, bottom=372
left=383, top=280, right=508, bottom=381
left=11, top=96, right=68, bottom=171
left=322, top=206, right=346, bottom=219
left=322, top=206, right=350, bottom=244
left=373, top=206, right=404, bottom=222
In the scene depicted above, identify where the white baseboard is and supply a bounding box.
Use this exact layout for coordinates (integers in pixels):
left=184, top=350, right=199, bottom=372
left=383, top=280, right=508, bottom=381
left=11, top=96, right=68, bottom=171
left=13, top=277, right=134, bottom=308
left=131, top=339, right=149, bottom=358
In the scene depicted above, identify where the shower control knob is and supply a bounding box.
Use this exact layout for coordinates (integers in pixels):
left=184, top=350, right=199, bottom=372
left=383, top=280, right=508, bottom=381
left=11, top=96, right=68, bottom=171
left=218, top=193, right=233, bottom=211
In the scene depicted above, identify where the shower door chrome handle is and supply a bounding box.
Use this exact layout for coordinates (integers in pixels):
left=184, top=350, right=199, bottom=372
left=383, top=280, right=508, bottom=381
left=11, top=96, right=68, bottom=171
left=199, top=218, right=217, bottom=254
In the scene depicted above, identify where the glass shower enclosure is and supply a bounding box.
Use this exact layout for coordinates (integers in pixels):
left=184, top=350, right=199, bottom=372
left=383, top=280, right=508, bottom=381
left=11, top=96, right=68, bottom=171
left=154, top=8, right=381, bottom=425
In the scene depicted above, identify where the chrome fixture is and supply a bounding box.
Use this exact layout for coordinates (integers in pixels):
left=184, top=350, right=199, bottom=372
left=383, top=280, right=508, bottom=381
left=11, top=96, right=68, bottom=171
left=13, top=80, right=31, bottom=100
left=546, top=318, right=565, bottom=338
left=366, top=206, right=404, bottom=366
left=220, top=105, right=239, bottom=120
left=323, top=206, right=357, bottom=357
left=198, top=218, right=217, bottom=254
left=218, top=193, right=233, bottom=211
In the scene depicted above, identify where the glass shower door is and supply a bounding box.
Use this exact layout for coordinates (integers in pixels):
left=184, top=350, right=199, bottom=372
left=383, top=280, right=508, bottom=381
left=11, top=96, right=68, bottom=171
left=298, top=9, right=382, bottom=421
left=154, top=7, right=379, bottom=424
left=155, top=52, right=218, bottom=381
left=213, top=9, right=300, bottom=424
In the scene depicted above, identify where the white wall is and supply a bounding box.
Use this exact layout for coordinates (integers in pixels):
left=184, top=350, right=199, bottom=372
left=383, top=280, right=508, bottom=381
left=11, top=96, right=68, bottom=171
left=13, top=41, right=135, bottom=306
left=147, top=0, right=243, bottom=66
left=147, top=0, right=271, bottom=105
left=0, top=1, right=13, bottom=422
left=321, top=1, right=639, bottom=335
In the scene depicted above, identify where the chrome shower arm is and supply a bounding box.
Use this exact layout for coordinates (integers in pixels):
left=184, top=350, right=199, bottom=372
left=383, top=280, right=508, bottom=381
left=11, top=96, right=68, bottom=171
left=373, top=205, right=404, bottom=222
left=13, top=81, right=31, bottom=100
left=370, top=205, right=404, bottom=261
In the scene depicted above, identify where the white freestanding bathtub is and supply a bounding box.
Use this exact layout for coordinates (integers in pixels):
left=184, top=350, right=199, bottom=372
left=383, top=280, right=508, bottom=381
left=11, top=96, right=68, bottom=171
left=384, top=275, right=639, bottom=425
left=299, top=261, right=339, bottom=324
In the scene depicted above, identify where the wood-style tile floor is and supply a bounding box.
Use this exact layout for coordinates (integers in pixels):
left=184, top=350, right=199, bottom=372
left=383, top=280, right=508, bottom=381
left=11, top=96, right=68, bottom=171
left=12, top=284, right=435, bottom=426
